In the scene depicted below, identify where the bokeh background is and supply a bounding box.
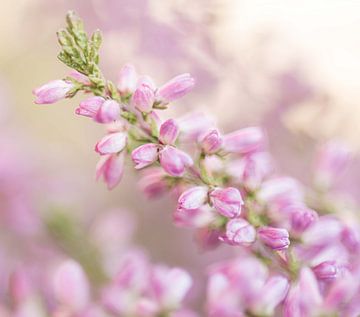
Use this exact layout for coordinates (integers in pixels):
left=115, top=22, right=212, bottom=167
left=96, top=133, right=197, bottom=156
left=1, top=0, right=360, bottom=311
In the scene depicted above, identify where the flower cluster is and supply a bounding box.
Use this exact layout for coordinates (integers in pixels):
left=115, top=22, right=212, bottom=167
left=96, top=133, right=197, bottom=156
left=33, top=12, right=360, bottom=317
left=0, top=206, right=195, bottom=317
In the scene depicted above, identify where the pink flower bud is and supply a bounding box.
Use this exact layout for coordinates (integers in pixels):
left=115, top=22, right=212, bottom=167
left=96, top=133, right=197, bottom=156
left=159, top=119, right=179, bottom=145
left=95, top=132, right=127, bottom=155
left=159, top=146, right=193, bottom=177
left=258, top=226, right=290, bottom=250
left=76, top=96, right=105, bottom=118
left=313, top=261, right=338, bottom=281
left=53, top=260, right=90, bottom=312
left=209, top=187, right=243, bottom=218
left=222, top=218, right=256, bottom=246
left=117, top=64, right=137, bottom=95
left=199, top=129, right=222, bottom=154
left=223, top=127, right=264, bottom=154
left=131, top=144, right=159, bottom=169
left=290, top=206, right=318, bottom=234
left=33, top=80, right=73, bottom=104
left=96, top=153, right=125, bottom=190
left=94, top=100, right=120, bottom=123
left=177, top=186, right=208, bottom=211
left=132, top=82, right=155, bottom=113
left=156, top=73, right=195, bottom=105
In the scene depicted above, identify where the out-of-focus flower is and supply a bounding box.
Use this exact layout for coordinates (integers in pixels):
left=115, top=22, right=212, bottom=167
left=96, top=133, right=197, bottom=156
left=53, top=260, right=90, bottom=312
left=96, top=153, right=125, bottom=189
left=223, top=127, right=264, bottom=154
left=227, top=152, right=272, bottom=190
left=150, top=266, right=193, bottom=310
left=314, top=141, right=352, bottom=188
left=251, top=275, right=289, bottom=316
left=138, top=168, right=168, bottom=199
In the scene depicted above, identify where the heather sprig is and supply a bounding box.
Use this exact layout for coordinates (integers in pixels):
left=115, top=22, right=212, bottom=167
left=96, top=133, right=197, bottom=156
left=33, top=11, right=360, bottom=317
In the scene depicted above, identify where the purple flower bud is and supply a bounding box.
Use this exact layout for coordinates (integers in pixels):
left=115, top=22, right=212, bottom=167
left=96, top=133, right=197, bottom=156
left=223, top=127, right=264, bottom=154
left=159, top=119, right=179, bottom=145
left=131, top=143, right=159, bottom=169
left=156, top=73, right=195, bottom=105
left=290, top=206, right=318, bottom=234
left=117, top=64, right=137, bottom=95
left=177, top=186, right=208, bottom=211
left=33, top=80, right=73, bottom=104
left=258, top=226, right=290, bottom=250
left=76, top=96, right=105, bottom=118
left=209, top=187, right=243, bottom=218
left=159, top=146, right=193, bottom=177
left=222, top=218, right=256, bottom=246
left=199, top=129, right=222, bottom=154
left=95, top=132, right=127, bottom=155
left=313, top=261, right=338, bottom=281
left=94, top=99, right=120, bottom=123
left=96, top=153, right=125, bottom=190
left=132, top=82, right=155, bottom=113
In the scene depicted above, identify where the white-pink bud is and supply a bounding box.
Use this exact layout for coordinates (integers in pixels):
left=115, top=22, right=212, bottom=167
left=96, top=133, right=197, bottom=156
left=33, top=80, right=73, bottom=104
left=95, top=132, right=127, bottom=155
left=159, top=119, right=179, bottom=145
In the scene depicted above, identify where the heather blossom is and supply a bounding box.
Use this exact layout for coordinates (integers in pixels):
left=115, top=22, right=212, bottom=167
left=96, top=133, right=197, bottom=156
left=32, top=11, right=360, bottom=317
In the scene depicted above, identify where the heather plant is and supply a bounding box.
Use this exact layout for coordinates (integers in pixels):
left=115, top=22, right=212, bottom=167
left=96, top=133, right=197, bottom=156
left=33, top=12, right=360, bottom=317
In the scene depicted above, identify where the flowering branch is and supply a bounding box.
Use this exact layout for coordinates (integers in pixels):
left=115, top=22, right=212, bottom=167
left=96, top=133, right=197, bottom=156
left=33, top=11, right=360, bottom=317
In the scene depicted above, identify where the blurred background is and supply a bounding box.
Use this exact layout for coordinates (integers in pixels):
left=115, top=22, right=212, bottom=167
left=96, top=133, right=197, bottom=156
left=1, top=0, right=360, bottom=311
